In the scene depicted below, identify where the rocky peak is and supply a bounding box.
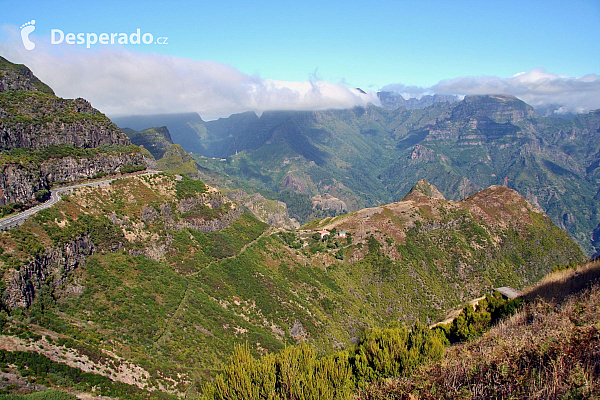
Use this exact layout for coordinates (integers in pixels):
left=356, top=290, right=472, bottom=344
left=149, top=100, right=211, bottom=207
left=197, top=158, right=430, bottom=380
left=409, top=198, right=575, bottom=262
left=0, top=59, right=131, bottom=150
left=402, top=179, right=446, bottom=201
left=161, top=144, right=191, bottom=163
left=451, top=94, right=535, bottom=124
left=0, top=56, right=54, bottom=94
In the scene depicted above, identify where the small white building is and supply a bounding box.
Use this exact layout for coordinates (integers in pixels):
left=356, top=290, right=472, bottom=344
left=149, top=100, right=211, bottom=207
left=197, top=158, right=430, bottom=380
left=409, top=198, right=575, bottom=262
left=316, top=229, right=330, bottom=239
left=338, top=231, right=347, bottom=238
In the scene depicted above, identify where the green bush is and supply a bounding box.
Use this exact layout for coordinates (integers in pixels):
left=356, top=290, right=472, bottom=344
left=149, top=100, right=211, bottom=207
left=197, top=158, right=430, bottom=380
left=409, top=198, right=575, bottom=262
left=351, top=323, right=446, bottom=385
left=201, top=324, right=445, bottom=399
left=202, top=343, right=354, bottom=400
left=120, top=163, right=146, bottom=174
left=0, top=389, right=77, bottom=400
left=0, top=202, right=26, bottom=218
left=34, top=189, right=49, bottom=202
left=437, top=293, right=523, bottom=343
left=175, top=175, right=207, bottom=199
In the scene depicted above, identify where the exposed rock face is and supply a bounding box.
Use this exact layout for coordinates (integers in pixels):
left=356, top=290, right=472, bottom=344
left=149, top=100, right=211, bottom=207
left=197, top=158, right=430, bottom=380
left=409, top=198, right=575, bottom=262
left=450, top=95, right=535, bottom=124
left=311, top=193, right=348, bottom=213
left=377, top=91, right=459, bottom=110
left=409, top=144, right=437, bottom=162
left=141, top=205, right=160, bottom=223
left=4, top=235, right=95, bottom=308
left=172, top=207, right=244, bottom=233
left=39, top=153, right=149, bottom=185
left=281, top=174, right=307, bottom=194
left=0, top=56, right=151, bottom=208
left=0, top=96, right=130, bottom=150
left=162, top=190, right=245, bottom=233
left=0, top=152, right=151, bottom=206
left=1, top=57, right=128, bottom=151
left=0, top=163, right=47, bottom=206
left=227, top=189, right=299, bottom=229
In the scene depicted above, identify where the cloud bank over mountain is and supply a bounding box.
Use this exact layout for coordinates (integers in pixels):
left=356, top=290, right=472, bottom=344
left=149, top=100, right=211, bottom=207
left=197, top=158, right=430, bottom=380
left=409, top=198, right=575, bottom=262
left=2, top=25, right=599, bottom=118
left=0, top=28, right=377, bottom=120
left=383, top=69, right=600, bottom=115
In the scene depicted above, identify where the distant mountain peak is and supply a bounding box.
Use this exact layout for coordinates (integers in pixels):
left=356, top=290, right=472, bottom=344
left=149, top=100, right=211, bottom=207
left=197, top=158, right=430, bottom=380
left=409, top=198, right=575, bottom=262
left=452, top=94, right=535, bottom=123
left=122, top=125, right=173, bottom=159
left=377, top=91, right=459, bottom=110
left=402, top=179, right=446, bottom=201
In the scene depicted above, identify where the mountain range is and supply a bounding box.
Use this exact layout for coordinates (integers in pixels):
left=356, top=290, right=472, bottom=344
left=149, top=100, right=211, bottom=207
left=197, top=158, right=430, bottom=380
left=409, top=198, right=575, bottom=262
left=114, top=94, right=600, bottom=256
left=0, top=55, right=590, bottom=398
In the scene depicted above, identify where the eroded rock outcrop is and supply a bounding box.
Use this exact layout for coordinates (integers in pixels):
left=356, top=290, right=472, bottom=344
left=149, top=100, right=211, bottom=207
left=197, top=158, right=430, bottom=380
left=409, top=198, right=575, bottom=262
left=227, top=189, right=299, bottom=229
left=0, top=55, right=149, bottom=207
left=311, top=193, right=348, bottom=213
left=4, top=235, right=94, bottom=308
left=0, top=152, right=152, bottom=206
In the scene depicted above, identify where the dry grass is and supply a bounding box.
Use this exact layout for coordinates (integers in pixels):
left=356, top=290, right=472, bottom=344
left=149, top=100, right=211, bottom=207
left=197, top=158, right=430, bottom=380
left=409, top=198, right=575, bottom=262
left=357, top=260, right=600, bottom=400
left=523, top=258, right=600, bottom=303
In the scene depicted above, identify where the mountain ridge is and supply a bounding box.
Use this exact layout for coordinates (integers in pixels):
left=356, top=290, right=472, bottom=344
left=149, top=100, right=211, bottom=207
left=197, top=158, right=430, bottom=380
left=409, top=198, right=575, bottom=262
left=115, top=94, right=600, bottom=255
left=0, top=56, right=152, bottom=213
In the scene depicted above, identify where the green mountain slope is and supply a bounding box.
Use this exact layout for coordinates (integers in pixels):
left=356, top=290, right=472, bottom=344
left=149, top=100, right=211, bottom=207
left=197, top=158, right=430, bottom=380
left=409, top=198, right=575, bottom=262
left=115, top=96, right=600, bottom=255
left=0, top=176, right=583, bottom=398
left=122, top=126, right=173, bottom=159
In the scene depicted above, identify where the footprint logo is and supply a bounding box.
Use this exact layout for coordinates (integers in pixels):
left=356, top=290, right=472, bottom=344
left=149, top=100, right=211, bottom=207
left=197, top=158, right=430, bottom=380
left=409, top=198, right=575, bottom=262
left=20, top=20, right=36, bottom=50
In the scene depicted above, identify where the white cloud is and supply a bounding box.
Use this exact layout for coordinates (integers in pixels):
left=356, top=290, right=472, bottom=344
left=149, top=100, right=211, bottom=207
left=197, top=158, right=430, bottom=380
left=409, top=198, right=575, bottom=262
left=3, top=23, right=598, bottom=118
left=377, top=83, right=430, bottom=99
left=0, top=26, right=378, bottom=120
left=383, top=68, right=600, bottom=114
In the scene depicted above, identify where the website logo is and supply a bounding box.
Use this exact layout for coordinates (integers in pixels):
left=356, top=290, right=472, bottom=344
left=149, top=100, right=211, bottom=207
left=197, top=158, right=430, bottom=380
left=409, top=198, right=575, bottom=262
left=18, top=21, right=168, bottom=50
left=51, top=28, right=168, bottom=48
left=20, top=20, right=36, bottom=50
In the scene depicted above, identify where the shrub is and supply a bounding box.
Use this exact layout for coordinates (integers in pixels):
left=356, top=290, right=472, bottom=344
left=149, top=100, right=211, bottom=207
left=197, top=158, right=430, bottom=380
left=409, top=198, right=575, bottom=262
left=201, top=324, right=445, bottom=399
left=120, top=163, right=146, bottom=174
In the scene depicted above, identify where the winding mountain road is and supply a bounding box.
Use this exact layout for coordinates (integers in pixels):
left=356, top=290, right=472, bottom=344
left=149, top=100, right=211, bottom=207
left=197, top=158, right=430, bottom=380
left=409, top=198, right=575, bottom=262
left=0, top=171, right=159, bottom=231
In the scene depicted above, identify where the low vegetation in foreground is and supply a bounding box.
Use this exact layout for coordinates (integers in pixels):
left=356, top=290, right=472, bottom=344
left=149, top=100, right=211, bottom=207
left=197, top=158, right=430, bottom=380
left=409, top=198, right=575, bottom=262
left=357, top=260, right=600, bottom=400
left=195, top=260, right=600, bottom=400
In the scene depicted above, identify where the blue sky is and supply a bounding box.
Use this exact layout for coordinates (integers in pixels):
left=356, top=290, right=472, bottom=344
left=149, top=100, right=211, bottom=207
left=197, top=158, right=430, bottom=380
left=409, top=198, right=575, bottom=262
left=1, top=0, right=599, bottom=118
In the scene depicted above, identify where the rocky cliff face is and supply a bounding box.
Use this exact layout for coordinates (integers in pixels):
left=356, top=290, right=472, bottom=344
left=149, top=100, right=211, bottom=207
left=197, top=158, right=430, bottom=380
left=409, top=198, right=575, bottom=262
left=377, top=91, right=459, bottom=110
left=0, top=56, right=150, bottom=209
left=169, top=189, right=245, bottom=233
left=0, top=94, right=130, bottom=150
left=0, top=56, right=54, bottom=94
left=311, top=193, right=348, bottom=213
left=227, top=189, right=300, bottom=229
left=1, top=57, right=128, bottom=150
left=450, top=95, right=536, bottom=124
left=0, top=152, right=151, bottom=206
left=3, top=235, right=94, bottom=308
left=0, top=162, right=47, bottom=206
